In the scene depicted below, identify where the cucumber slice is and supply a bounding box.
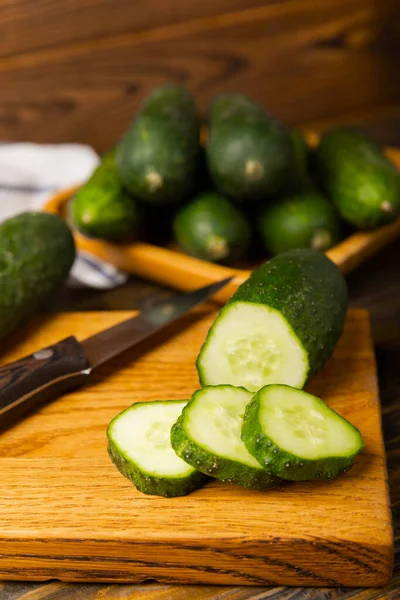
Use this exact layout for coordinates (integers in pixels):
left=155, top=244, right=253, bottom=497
left=197, top=249, right=348, bottom=392
left=242, top=384, right=363, bottom=481
left=171, top=385, right=281, bottom=490
left=107, top=400, right=208, bottom=497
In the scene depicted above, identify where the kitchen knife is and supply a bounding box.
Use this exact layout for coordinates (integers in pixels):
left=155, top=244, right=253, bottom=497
left=0, top=277, right=232, bottom=429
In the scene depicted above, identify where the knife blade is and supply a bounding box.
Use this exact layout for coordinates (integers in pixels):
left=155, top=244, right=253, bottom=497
left=0, top=277, right=232, bottom=430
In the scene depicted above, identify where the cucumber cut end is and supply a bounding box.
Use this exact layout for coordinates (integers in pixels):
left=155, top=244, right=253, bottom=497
left=185, top=386, right=259, bottom=468
left=108, top=401, right=194, bottom=478
left=258, top=385, right=362, bottom=460
left=198, top=302, right=309, bottom=392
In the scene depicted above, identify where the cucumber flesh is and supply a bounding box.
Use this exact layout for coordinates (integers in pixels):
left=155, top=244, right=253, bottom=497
left=242, top=384, right=363, bottom=481
left=171, top=385, right=281, bottom=490
left=197, top=249, right=348, bottom=391
left=197, top=302, right=308, bottom=392
left=107, top=400, right=208, bottom=497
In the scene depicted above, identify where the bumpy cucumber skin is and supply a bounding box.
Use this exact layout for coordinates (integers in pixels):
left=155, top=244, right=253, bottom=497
left=258, top=192, right=342, bottom=255
left=170, top=387, right=281, bottom=490
left=139, top=84, right=199, bottom=130
left=107, top=401, right=208, bottom=498
left=314, top=127, right=400, bottom=229
left=0, top=212, right=75, bottom=341
left=241, top=385, right=364, bottom=481
left=206, top=93, right=294, bottom=203
left=70, top=151, right=141, bottom=241
left=173, top=191, right=251, bottom=264
left=107, top=438, right=208, bottom=498
left=197, top=249, right=348, bottom=387
left=116, top=85, right=200, bottom=205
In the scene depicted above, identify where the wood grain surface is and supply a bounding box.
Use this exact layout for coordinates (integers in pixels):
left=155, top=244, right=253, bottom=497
left=0, top=309, right=392, bottom=587
left=0, top=0, right=268, bottom=58
left=2, top=0, right=400, bottom=151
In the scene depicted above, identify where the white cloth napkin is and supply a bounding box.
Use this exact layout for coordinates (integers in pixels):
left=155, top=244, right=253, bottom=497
left=0, top=142, right=128, bottom=289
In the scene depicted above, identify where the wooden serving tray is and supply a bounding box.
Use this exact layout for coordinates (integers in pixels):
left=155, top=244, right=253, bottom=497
left=43, top=139, right=400, bottom=304
left=0, top=309, right=393, bottom=586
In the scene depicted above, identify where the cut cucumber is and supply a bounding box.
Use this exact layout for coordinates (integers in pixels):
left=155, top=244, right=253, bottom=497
left=242, top=384, right=363, bottom=481
left=107, top=400, right=208, bottom=497
left=170, top=385, right=281, bottom=490
left=198, top=302, right=308, bottom=392
left=197, top=249, right=348, bottom=392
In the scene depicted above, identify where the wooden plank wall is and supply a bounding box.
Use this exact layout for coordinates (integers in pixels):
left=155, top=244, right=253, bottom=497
left=1, top=0, right=400, bottom=151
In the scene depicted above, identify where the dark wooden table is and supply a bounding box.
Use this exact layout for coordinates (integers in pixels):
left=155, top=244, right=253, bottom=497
left=2, top=120, right=400, bottom=599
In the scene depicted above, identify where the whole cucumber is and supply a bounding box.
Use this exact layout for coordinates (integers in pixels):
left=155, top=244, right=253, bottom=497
left=314, top=127, right=400, bottom=229
left=258, top=192, right=342, bottom=255
left=173, top=191, right=251, bottom=264
left=70, top=150, right=141, bottom=241
left=206, top=93, right=294, bottom=204
left=0, top=212, right=75, bottom=340
left=116, top=85, right=200, bottom=205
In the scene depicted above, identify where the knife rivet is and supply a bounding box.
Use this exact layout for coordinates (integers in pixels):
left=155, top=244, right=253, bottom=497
left=33, top=349, right=54, bottom=360
left=161, top=304, right=175, bottom=317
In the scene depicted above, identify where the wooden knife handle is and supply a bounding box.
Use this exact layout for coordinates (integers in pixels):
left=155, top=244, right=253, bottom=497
left=0, top=336, right=91, bottom=430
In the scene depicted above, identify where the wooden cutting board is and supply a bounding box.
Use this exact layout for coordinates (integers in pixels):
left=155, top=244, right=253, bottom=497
left=0, top=309, right=393, bottom=587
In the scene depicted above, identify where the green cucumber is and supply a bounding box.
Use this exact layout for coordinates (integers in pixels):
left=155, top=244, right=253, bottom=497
left=70, top=151, right=141, bottom=241
left=197, top=249, right=348, bottom=392
left=0, top=212, right=75, bottom=341
left=107, top=400, right=208, bottom=497
left=258, top=192, right=342, bottom=255
left=206, top=93, right=294, bottom=203
left=242, top=384, right=363, bottom=481
left=173, top=191, right=251, bottom=264
left=314, top=127, right=400, bottom=229
left=171, top=385, right=281, bottom=490
left=116, top=85, right=200, bottom=205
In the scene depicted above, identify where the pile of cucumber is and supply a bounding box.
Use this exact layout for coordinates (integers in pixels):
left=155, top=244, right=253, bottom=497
left=70, top=85, right=400, bottom=265
left=107, top=249, right=364, bottom=497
